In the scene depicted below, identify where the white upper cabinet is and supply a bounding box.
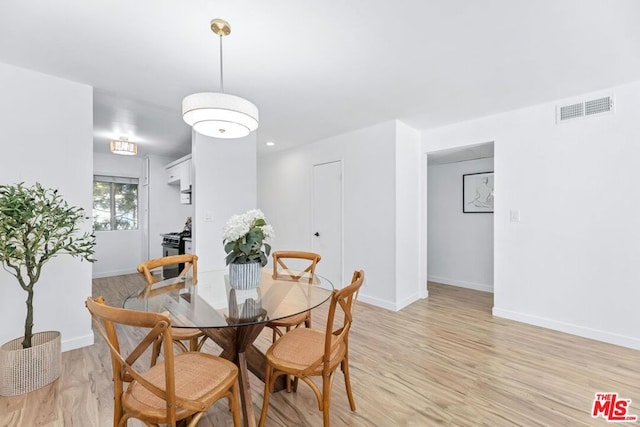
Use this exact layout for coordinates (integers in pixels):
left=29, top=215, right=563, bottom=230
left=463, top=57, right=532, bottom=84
left=165, top=154, right=192, bottom=204
left=166, top=154, right=191, bottom=185
left=166, top=163, right=181, bottom=184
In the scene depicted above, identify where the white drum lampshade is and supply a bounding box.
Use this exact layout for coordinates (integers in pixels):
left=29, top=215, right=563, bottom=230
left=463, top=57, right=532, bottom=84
left=182, top=92, right=259, bottom=139
left=182, top=19, right=259, bottom=139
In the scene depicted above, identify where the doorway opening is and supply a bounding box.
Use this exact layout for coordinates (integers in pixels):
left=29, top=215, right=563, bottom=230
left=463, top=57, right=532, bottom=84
left=426, top=141, right=494, bottom=306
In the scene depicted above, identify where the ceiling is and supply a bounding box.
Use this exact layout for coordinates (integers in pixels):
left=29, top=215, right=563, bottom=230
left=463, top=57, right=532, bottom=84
left=1, top=1, right=639, bottom=159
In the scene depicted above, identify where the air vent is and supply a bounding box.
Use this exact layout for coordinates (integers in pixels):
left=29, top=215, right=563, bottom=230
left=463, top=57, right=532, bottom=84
left=560, top=103, right=584, bottom=121
left=585, top=97, right=613, bottom=116
left=556, top=95, right=614, bottom=123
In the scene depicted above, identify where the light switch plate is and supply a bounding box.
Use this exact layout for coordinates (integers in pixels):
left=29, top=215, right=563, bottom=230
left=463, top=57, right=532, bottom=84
left=510, top=210, right=520, bottom=222
left=204, top=211, right=214, bottom=222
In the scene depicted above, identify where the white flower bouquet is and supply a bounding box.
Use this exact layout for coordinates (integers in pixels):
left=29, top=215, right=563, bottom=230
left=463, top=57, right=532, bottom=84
left=222, top=209, right=274, bottom=266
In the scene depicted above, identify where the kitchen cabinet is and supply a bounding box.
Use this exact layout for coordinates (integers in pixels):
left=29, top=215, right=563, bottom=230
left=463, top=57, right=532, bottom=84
left=165, top=154, right=192, bottom=204
left=166, top=163, right=181, bottom=184
left=166, top=154, right=191, bottom=185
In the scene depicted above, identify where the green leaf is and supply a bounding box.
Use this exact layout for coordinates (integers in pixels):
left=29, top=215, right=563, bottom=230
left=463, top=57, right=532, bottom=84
left=239, top=242, right=252, bottom=256
left=225, top=252, right=239, bottom=265
left=224, top=241, right=236, bottom=254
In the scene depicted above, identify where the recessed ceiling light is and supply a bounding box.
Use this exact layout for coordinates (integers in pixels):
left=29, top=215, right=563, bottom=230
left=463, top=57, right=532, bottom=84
left=265, top=141, right=275, bottom=147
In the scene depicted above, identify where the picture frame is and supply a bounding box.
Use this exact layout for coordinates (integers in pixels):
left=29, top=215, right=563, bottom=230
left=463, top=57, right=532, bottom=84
left=463, top=171, right=494, bottom=213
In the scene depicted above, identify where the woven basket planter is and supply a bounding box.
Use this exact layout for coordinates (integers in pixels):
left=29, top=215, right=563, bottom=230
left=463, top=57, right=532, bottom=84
left=0, top=331, right=61, bottom=396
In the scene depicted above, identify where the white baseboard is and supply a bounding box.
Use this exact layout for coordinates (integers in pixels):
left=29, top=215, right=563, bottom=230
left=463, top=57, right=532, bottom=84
left=358, top=293, right=397, bottom=311
left=493, top=307, right=640, bottom=351
left=358, top=290, right=426, bottom=312
left=92, top=268, right=138, bottom=279
left=428, top=275, right=493, bottom=293
left=395, top=291, right=424, bottom=311
left=62, top=332, right=94, bottom=352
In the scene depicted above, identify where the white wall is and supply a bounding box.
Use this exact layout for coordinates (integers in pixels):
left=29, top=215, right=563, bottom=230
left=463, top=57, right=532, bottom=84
left=422, top=82, right=640, bottom=350
left=0, top=62, right=93, bottom=351
left=259, top=149, right=312, bottom=252
left=427, top=157, right=494, bottom=292
left=259, top=120, right=423, bottom=310
left=395, top=122, right=427, bottom=305
left=192, top=133, right=257, bottom=272
left=341, top=122, right=396, bottom=305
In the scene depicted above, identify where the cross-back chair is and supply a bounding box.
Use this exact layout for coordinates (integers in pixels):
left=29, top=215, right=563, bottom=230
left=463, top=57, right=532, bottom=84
left=137, top=254, right=207, bottom=366
left=86, top=296, right=241, bottom=427
left=266, top=251, right=322, bottom=342
left=258, top=270, right=365, bottom=427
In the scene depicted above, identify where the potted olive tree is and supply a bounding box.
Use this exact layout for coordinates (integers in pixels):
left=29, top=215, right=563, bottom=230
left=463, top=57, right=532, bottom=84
left=0, top=182, right=95, bottom=395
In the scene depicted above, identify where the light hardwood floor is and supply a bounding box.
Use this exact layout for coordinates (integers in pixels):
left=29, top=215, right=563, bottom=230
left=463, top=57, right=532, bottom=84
left=1, top=275, right=639, bottom=426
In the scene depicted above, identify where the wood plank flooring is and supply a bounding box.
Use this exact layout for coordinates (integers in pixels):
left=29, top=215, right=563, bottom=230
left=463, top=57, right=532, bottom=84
left=1, top=275, right=638, bottom=426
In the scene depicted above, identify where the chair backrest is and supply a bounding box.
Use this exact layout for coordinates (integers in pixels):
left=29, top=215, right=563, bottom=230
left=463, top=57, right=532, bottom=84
left=85, top=296, right=182, bottom=426
left=272, top=251, right=321, bottom=284
left=304, top=270, right=364, bottom=375
left=137, top=254, right=198, bottom=286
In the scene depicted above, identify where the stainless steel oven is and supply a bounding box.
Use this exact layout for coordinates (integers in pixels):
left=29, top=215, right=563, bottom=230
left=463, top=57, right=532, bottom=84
left=161, top=232, right=184, bottom=279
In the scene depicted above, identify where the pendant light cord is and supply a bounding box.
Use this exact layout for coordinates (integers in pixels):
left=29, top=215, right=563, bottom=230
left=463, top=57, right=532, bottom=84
left=219, top=34, right=224, bottom=93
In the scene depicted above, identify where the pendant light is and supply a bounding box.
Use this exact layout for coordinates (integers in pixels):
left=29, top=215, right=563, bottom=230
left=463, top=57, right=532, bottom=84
left=110, top=138, right=138, bottom=156
left=182, top=19, right=259, bottom=139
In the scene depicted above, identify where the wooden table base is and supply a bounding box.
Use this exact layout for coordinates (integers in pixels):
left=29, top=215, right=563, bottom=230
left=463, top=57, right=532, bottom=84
left=202, top=325, right=285, bottom=427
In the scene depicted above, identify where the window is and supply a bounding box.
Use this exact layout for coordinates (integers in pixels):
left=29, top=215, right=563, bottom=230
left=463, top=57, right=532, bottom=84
left=93, top=175, right=139, bottom=231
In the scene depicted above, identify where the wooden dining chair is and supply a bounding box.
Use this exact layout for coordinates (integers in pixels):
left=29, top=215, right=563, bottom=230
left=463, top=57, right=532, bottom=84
left=266, top=251, right=321, bottom=342
left=258, top=270, right=365, bottom=427
left=137, top=254, right=207, bottom=366
left=86, top=296, right=241, bottom=427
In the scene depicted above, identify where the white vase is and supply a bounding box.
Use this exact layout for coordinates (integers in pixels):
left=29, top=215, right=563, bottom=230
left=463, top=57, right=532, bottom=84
left=229, top=262, right=261, bottom=290
left=0, top=331, right=61, bottom=396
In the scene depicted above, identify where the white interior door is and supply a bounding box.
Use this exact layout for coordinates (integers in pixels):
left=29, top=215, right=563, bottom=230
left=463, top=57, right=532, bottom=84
left=312, top=161, right=342, bottom=289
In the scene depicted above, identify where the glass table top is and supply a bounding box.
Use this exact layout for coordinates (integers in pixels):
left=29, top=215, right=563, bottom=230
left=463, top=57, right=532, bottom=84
left=123, top=268, right=334, bottom=328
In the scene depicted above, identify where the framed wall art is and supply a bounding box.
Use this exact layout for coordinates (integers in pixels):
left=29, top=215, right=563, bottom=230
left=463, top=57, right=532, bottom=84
left=463, top=171, right=494, bottom=213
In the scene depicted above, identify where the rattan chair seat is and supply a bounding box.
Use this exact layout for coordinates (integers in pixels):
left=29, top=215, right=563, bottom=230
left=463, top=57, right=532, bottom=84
left=123, top=352, right=237, bottom=423
left=269, top=328, right=344, bottom=373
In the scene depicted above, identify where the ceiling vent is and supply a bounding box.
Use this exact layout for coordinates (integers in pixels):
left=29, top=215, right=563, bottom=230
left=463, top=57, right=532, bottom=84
left=556, top=95, right=614, bottom=123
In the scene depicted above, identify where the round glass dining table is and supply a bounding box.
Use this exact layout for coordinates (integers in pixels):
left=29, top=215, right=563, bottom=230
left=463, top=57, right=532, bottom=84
left=123, top=268, right=333, bottom=427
